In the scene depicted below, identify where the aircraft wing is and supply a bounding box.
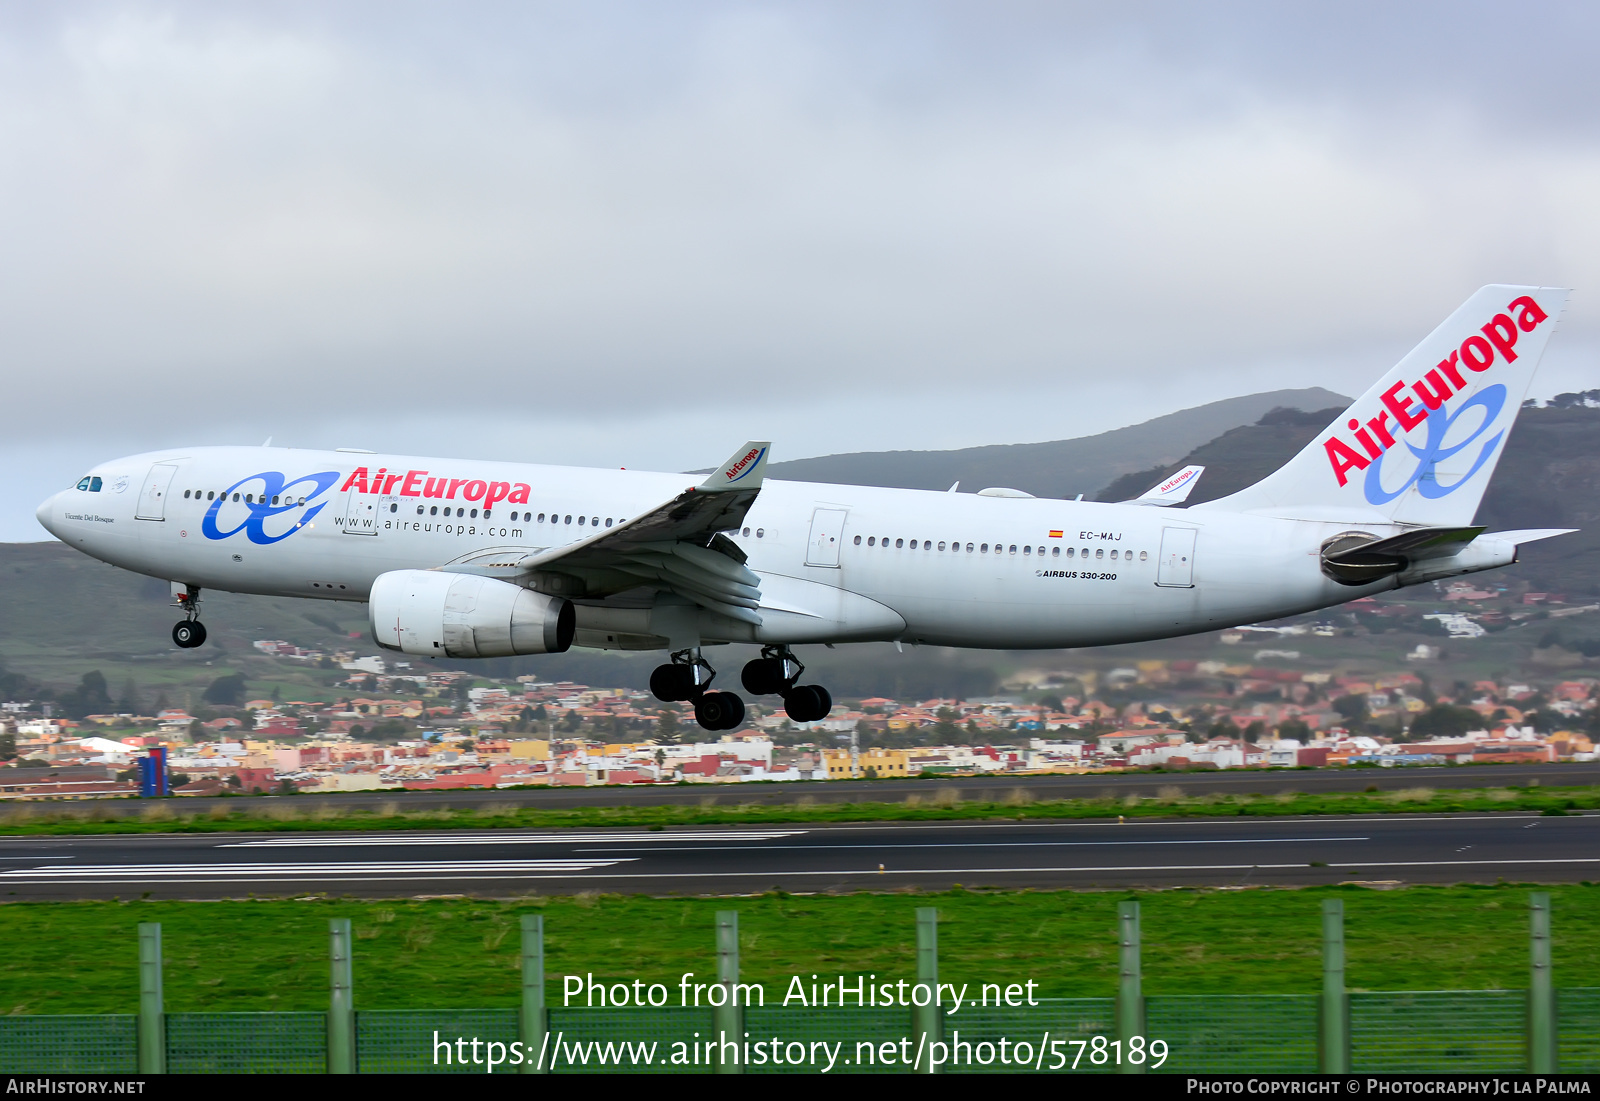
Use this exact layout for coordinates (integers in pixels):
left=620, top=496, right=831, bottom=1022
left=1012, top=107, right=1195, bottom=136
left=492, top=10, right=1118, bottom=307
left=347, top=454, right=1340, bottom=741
left=438, top=442, right=771, bottom=626
left=1129, top=465, right=1204, bottom=506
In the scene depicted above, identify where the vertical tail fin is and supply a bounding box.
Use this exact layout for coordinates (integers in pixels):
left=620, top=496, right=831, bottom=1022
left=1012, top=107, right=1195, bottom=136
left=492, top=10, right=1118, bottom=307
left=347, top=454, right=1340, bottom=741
left=1197, top=285, right=1569, bottom=525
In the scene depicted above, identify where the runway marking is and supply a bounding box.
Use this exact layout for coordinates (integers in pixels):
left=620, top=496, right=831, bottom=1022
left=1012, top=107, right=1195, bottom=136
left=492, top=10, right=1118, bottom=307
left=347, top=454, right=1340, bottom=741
left=220, top=830, right=806, bottom=848
left=575, top=836, right=1371, bottom=853
left=0, top=859, right=634, bottom=879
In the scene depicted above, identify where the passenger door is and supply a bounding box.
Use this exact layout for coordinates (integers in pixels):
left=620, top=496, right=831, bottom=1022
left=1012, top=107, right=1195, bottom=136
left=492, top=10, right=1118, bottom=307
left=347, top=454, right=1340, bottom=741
left=1156, top=527, right=1197, bottom=587
left=135, top=463, right=179, bottom=521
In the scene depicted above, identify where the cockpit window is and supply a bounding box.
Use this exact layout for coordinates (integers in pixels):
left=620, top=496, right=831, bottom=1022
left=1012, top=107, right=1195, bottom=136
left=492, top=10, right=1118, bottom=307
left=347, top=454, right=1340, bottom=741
left=76, top=477, right=91, bottom=491
left=90, top=477, right=102, bottom=491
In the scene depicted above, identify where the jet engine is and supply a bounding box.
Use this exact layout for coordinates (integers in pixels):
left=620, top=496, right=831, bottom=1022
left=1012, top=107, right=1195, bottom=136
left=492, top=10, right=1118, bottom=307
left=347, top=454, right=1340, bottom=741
left=369, top=570, right=574, bottom=658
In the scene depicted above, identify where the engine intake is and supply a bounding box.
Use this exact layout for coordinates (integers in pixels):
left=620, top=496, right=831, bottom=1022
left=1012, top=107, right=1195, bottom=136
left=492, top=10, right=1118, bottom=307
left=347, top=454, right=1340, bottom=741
left=369, top=570, right=574, bottom=658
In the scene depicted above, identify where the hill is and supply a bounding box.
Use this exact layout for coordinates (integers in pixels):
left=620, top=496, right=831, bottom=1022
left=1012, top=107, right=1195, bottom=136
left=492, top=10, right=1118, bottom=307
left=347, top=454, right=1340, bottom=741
left=760, top=388, right=1349, bottom=498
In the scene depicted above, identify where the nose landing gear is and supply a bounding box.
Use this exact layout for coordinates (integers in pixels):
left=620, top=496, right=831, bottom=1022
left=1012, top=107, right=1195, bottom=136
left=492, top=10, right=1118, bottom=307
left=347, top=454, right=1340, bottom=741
left=171, top=586, right=207, bottom=649
left=650, top=648, right=745, bottom=731
left=741, top=646, right=832, bottom=723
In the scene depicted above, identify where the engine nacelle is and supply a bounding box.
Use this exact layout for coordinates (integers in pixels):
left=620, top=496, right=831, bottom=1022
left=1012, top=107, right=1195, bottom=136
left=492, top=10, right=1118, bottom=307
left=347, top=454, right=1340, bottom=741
left=369, top=570, right=575, bottom=658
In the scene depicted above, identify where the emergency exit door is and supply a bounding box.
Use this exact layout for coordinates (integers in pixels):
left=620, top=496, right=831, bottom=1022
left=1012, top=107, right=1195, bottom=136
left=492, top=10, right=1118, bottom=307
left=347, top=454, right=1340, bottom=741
left=805, top=508, right=848, bottom=567
left=1156, top=527, right=1197, bottom=587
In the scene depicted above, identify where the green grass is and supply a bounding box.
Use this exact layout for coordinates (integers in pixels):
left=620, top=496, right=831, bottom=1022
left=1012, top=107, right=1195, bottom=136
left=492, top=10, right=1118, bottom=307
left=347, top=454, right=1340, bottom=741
left=3, top=884, right=1595, bottom=1014
left=0, top=783, right=1594, bottom=836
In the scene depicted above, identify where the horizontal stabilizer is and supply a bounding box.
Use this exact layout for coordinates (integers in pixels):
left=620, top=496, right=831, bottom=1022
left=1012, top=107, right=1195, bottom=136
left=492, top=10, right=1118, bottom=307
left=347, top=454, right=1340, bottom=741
left=1484, top=528, right=1578, bottom=546
left=1130, top=465, right=1204, bottom=506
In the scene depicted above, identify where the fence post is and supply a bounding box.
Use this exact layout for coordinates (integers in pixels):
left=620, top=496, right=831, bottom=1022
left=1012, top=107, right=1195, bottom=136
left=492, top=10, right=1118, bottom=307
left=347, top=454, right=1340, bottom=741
left=1116, top=900, right=1143, bottom=1074
left=328, top=918, right=355, bottom=1074
left=521, top=915, right=547, bottom=1074
left=716, top=910, right=741, bottom=1074
left=137, top=923, right=164, bottom=1075
left=1529, top=892, right=1556, bottom=1073
left=915, top=907, right=942, bottom=1073
left=1319, top=899, right=1350, bottom=1073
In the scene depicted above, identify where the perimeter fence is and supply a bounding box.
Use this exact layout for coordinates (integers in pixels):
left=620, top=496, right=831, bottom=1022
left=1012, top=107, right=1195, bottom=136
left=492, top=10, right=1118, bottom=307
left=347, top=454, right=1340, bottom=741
left=1, top=895, right=1592, bottom=1074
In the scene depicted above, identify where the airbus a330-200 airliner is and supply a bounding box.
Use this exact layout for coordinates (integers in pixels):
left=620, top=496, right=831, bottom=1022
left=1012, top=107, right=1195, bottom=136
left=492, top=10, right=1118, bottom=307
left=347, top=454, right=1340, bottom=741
left=37, top=285, right=1575, bottom=732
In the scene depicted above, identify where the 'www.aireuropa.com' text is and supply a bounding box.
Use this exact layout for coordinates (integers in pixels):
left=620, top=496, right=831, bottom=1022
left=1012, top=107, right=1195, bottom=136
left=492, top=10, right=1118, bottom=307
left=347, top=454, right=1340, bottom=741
left=433, top=1030, right=1167, bottom=1072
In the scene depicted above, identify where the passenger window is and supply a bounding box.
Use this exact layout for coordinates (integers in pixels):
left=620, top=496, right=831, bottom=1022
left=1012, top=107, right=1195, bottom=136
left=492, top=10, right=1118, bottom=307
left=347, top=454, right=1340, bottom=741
left=565, top=515, right=573, bottom=524
left=1096, top=548, right=1104, bottom=559
left=1110, top=549, right=1118, bottom=560
left=937, top=541, right=946, bottom=551
left=391, top=503, right=399, bottom=513
left=605, top=518, right=613, bottom=528
left=980, top=544, right=988, bottom=553
left=273, top=495, right=281, bottom=505
left=1009, top=545, right=1017, bottom=555
left=416, top=506, right=424, bottom=515
left=232, top=493, right=241, bottom=503
left=1067, top=547, right=1075, bottom=558
left=297, top=497, right=305, bottom=506
left=854, top=535, right=862, bottom=545
left=1052, top=547, right=1060, bottom=557
left=742, top=527, right=750, bottom=537
left=592, top=517, right=599, bottom=527
left=756, top=528, right=764, bottom=538
left=430, top=506, right=438, bottom=516
left=868, top=537, right=876, bottom=546
left=538, top=513, right=545, bottom=522
left=183, top=490, right=191, bottom=499
left=578, top=516, right=586, bottom=526
left=471, top=508, right=478, bottom=518
left=1140, top=550, right=1149, bottom=561
left=966, top=543, right=974, bottom=552
left=1023, top=546, right=1031, bottom=555
left=895, top=538, right=903, bottom=548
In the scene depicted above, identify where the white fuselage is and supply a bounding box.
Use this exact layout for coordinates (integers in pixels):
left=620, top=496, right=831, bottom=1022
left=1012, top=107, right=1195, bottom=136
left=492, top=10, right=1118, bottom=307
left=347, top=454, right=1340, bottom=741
left=37, top=445, right=1404, bottom=651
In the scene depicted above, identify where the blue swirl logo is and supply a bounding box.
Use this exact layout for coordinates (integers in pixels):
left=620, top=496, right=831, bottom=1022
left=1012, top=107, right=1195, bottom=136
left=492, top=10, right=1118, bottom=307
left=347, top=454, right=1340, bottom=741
left=1363, top=385, right=1506, bottom=505
left=201, top=471, right=340, bottom=545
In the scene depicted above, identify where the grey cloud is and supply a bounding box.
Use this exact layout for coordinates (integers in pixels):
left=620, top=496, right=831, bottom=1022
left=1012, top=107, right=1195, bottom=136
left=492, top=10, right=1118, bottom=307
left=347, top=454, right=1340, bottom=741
left=2, top=1, right=1598, bottom=537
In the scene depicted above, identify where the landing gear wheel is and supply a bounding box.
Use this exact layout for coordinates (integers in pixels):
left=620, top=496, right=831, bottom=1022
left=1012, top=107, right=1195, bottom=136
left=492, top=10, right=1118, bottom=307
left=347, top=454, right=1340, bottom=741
left=650, top=664, right=695, bottom=702
left=172, top=621, right=206, bottom=649
left=741, top=657, right=785, bottom=696
left=695, top=691, right=746, bottom=731
left=783, top=684, right=832, bottom=723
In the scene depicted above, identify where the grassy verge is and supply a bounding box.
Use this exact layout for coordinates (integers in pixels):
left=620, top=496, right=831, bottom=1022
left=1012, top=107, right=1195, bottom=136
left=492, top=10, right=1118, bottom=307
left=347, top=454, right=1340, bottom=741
left=2, top=884, right=1595, bottom=1014
left=0, top=783, right=1593, bottom=836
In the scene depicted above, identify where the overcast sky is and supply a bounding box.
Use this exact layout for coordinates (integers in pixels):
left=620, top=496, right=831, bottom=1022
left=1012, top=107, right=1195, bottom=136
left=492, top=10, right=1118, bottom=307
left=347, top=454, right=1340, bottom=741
left=6, top=1, right=1600, bottom=541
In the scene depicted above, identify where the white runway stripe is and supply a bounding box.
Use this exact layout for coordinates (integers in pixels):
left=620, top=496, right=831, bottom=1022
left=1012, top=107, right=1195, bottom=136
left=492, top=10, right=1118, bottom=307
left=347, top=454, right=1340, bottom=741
left=0, top=859, right=634, bottom=879
left=575, top=836, right=1371, bottom=853
left=221, top=830, right=806, bottom=847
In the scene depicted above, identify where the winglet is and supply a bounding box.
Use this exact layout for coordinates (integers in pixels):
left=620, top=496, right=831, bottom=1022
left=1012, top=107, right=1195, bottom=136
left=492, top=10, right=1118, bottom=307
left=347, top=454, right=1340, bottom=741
left=1131, top=465, right=1204, bottom=506
left=699, top=441, right=771, bottom=492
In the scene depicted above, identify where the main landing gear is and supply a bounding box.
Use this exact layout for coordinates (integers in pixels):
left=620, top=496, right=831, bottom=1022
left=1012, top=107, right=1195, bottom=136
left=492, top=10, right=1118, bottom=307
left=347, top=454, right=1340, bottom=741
left=648, top=646, right=834, bottom=731
left=171, top=586, right=207, bottom=649
left=741, top=646, right=832, bottom=724
left=650, top=649, right=744, bottom=731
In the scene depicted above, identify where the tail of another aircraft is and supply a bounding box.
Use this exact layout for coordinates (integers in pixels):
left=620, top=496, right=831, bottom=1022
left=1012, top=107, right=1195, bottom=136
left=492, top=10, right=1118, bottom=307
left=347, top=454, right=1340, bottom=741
left=1197, top=285, right=1569, bottom=526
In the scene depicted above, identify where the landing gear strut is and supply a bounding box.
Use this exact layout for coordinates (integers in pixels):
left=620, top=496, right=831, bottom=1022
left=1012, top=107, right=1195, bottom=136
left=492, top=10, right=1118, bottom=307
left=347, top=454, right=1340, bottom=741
left=741, top=646, right=831, bottom=723
left=650, top=648, right=745, bottom=731
left=171, top=586, right=207, bottom=649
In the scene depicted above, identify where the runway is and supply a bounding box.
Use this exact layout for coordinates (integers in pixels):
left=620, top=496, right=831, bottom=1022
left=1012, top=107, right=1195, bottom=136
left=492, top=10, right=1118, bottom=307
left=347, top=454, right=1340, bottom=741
left=43, top=761, right=1600, bottom=821
left=1, top=811, right=1594, bottom=899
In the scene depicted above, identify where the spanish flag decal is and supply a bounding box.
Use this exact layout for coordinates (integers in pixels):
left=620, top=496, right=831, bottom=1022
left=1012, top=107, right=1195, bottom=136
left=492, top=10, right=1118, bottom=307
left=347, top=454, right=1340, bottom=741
left=1048, top=530, right=1064, bottom=538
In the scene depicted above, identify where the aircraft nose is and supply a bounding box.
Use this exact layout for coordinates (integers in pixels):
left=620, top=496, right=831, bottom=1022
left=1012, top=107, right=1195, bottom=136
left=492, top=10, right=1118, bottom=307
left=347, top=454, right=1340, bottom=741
left=36, top=492, right=61, bottom=538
